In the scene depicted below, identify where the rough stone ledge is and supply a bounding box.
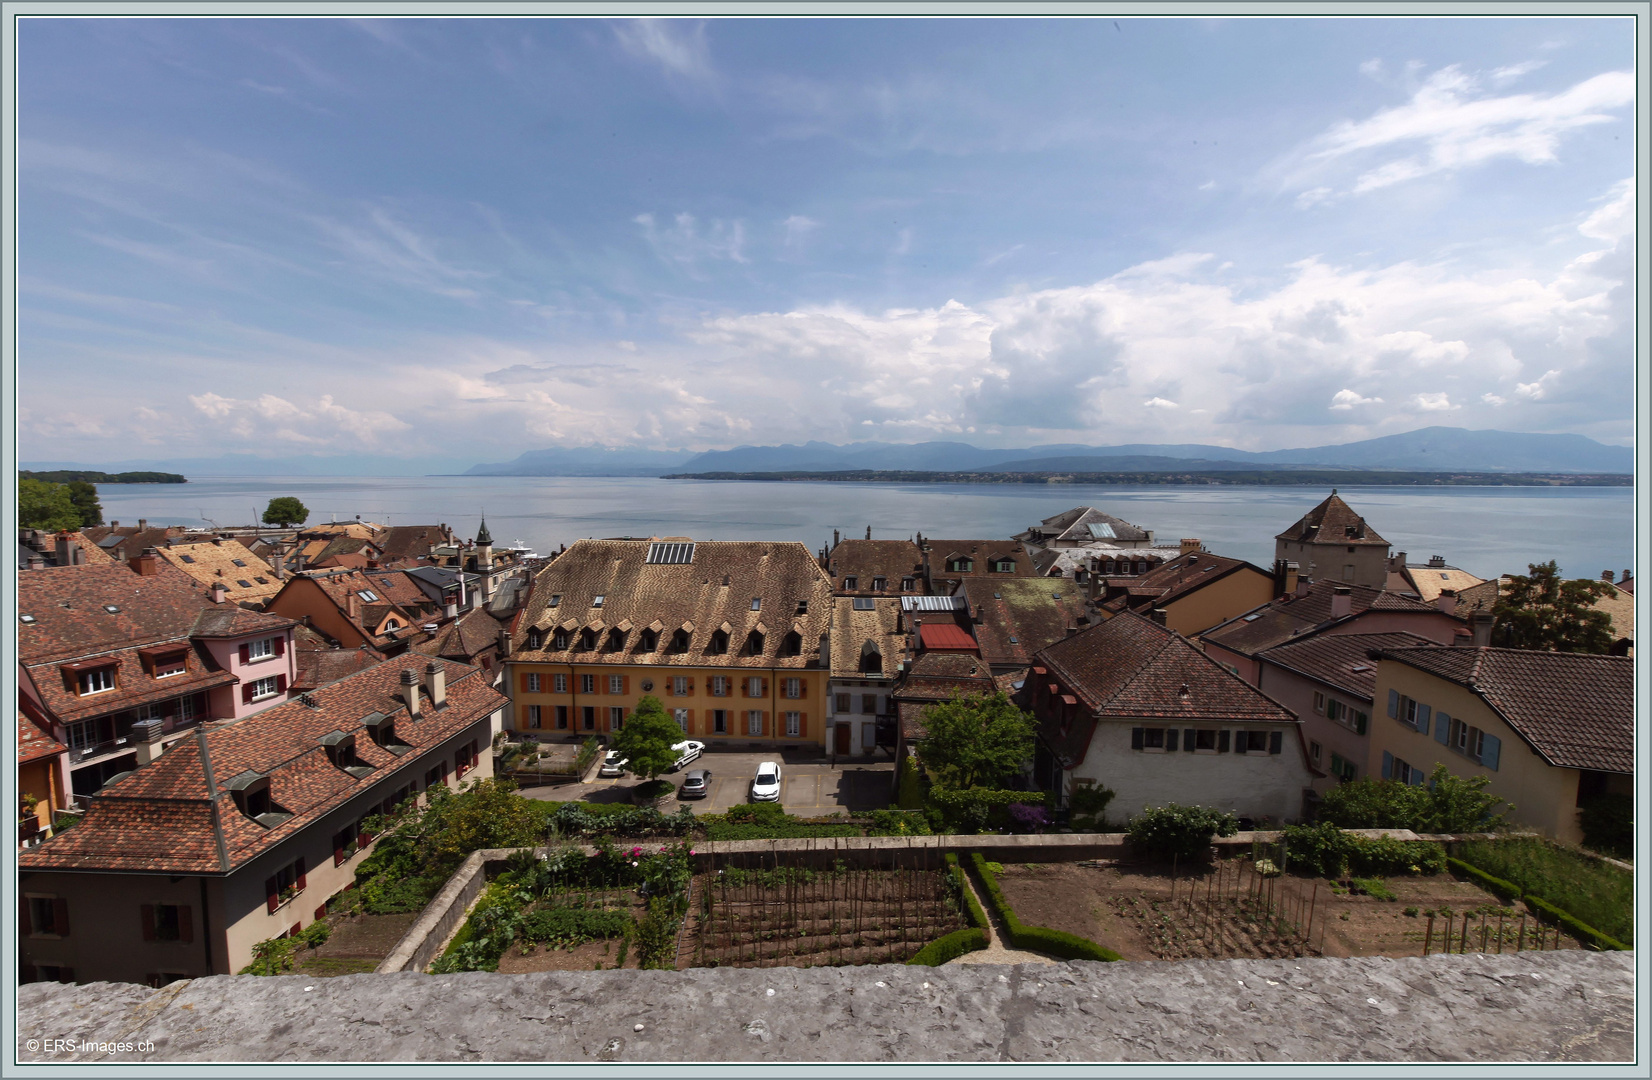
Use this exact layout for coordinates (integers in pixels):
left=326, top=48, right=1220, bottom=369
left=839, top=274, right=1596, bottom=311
left=16, top=950, right=1632, bottom=1063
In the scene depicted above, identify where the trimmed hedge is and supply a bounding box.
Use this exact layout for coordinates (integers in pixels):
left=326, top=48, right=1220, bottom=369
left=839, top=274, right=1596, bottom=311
left=946, top=853, right=989, bottom=930
left=1523, top=894, right=1630, bottom=953
left=968, top=853, right=1120, bottom=962
left=907, top=927, right=989, bottom=966
left=1445, top=857, right=1523, bottom=904
left=929, top=787, right=1047, bottom=832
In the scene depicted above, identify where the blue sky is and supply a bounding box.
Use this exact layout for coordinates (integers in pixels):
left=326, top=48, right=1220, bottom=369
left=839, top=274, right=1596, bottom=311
left=18, top=16, right=1636, bottom=468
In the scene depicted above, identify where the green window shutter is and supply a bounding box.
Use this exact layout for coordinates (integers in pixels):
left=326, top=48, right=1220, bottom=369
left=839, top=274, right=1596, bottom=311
left=1387, top=689, right=1399, bottom=718
left=1480, top=734, right=1501, bottom=771
left=1355, top=712, right=1368, bottom=736
left=1435, top=712, right=1451, bottom=745
left=1381, top=751, right=1393, bottom=779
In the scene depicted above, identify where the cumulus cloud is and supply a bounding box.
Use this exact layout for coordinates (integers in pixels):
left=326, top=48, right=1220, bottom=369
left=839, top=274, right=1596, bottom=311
left=187, top=391, right=411, bottom=446
left=1288, top=64, right=1632, bottom=200
left=1330, top=389, right=1384, bottom=410
left=1413, top=392, right=1458, bottom=412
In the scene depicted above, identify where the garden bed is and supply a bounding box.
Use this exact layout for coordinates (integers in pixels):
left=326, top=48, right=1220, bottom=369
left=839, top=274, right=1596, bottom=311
left=992, top=861, right=1573, bottom=961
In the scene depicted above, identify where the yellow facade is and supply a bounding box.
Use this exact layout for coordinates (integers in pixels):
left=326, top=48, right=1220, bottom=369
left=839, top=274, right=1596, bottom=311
left=1161, top=567, right=1275, bottom=637
left=508, top=661, right=828, bottom=746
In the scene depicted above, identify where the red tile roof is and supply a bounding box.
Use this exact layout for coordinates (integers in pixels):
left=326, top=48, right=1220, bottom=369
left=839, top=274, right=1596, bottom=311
left=1275, top=493, right=1388, bottom=547
left=20, top=658, right=508, bottom=874
left=1258, top=631, right=1438, bottom=702
left=1202, top=578, right=1448, bottom=658
left=824, top=539, right=925, bottom=596
left=919, top=623, right=978, bottom=652
left=1376, top=646, right=1633, bottom=774
left=963, top=578, right=1090, bottom=668
left=19, top=710, right=67, bottom=764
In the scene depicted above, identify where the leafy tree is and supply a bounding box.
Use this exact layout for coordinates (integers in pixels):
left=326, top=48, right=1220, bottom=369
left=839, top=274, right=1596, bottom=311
left=915, top=690, right=1037, bottom=790
left=19, top=478, right=81, bottom=531
left=65, top=481, right=103, bottom=528
left=1492, top=560, right=1614, bottom=653
left=1317, top=765, right=1511, bottom=833
left=1126, top=804, right=1239, bottom=860
left=261, top=496, right=310, bottom=527
left=609, top=695, right=683, bottom=783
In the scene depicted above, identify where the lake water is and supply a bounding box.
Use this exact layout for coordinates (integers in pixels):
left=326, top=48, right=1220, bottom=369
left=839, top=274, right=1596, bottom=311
left=91, top=476, right=1634, bottom=583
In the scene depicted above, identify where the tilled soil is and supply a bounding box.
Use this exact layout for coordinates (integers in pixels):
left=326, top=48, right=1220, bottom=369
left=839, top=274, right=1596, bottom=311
left=994, top=861, right=1572, bottom=961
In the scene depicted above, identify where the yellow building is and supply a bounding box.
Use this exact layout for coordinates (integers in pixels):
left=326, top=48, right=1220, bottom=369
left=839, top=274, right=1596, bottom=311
left=1093, top=550, right=1275, bottom=638
left=1367, top=645, right=1632, bottom=845
left=507, top=540, right=834, bottom=747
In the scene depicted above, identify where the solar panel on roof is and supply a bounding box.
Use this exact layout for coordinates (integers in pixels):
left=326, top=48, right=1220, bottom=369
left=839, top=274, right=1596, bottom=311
left=646, top=541, right=695, bottom=564
left=1087, top=523, right=1116, bottom=539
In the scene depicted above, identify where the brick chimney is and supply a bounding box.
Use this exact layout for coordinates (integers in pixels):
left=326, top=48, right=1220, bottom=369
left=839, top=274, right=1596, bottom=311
left=1602, top=570, right=1615, bottom=583
left=346, top=590, right=359, bottom=620
left=138, top=519, right=147, bottom=530
left=1471, top=612, right=1494, bottom=647
left=1179, top=538, right=1201, bottom=556
left=424, top=661, right=446, bottom=709
left=1436, top=588, right=1457, bottom=614
left=1275, top=560, right=1300, bottom=599
left=210, top=582, right=228, bottom=604
left=1150, top=608, right=1168, bottom=626
left=1330, top=585, right=1352, bottom=619
left=129, top=547, right=160, bottom=577
left=400, top=669, right=422, bottom=719
left=26, top=553, right=46, bottom=571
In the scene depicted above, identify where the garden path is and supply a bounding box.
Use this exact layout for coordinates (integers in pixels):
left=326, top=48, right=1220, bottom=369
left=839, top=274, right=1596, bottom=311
left=944, top=870, right=1057, bottom=967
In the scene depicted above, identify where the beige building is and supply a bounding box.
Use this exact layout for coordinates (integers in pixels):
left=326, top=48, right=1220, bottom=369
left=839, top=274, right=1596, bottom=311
left=1366, top=645, right=1632, bottom=845
left=1274, top=492, right=1391, bottom=590
left=19, top=658, right=505, bottom=985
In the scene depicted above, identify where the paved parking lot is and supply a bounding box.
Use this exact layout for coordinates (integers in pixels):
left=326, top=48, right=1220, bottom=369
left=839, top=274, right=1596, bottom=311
left=520, top=748, right=896, bottom=817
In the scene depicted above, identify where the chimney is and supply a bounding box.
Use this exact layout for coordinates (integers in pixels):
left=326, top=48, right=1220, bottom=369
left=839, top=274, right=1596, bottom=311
left=1471, top=612, right=1494, bottom=647
left=26, top=553, right=46, bottom=571
left=833, top=529, right=840, bottom=548
left=1330, top=585, right=1352, bottom=620
left=1150, top=608, right=1168, bottom=626
left=424, top=661, right=447, bottom=709
left=1394, top=551, right=1408, bottom=569
left=1602, top=570, right=1615, bottom=583
left=111, top=520, right=119, bottom=528
left=1623, top=569, right=1633, bottom=587
left=54, top=532, right=75, bottom=567
left=498, top=628, right=512, bottom=658
left=210, top=582, right=228, bottom=604
left=400, top=669, right=422, bottom=719
left=131, top=719, right=167, bottom=767
left=1179, top=538, right=1201, bottom=556
left=129, top=547, right=160, bottom=577
left=347, top=590, right=359, bottom=619
left=1065, top=624, right=1079, bottom=637
left=138, top=519, right=147, bottom=530
left=1436, top=588, right=1458, bottom=614
left=1277, top=560, right=1300, bottom=599
left=444, top=599, right=459, bottom=619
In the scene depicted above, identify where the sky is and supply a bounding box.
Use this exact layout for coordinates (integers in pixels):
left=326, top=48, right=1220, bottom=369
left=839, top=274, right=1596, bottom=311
left=16, top=16, right=1638, bottom=470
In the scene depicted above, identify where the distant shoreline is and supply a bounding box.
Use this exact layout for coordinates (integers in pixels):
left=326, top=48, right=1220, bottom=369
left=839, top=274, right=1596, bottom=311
left=657, top=469, right=1634, bottom=487
left=21, top=470, right=188, bottom=485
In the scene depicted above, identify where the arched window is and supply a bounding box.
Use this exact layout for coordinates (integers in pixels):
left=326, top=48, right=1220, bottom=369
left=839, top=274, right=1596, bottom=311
left=745, top=630, right=766, bottom=656
left=780, top=630, right=802, bottom=657
left=708, top=630, right=729, bottom=655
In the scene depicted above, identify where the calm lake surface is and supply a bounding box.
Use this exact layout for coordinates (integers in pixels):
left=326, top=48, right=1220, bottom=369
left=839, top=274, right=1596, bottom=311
left=93, top=476, right=1634, bottom=582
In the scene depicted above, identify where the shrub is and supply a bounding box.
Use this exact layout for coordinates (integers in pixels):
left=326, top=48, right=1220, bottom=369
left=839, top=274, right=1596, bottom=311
left=1317, top=766, right=1510, bottom=833
left=896, top=756, right=929, bottom=810
left=297, top=921, right=332, bottom=949
left=634, top=896, right=682, bottom=969
left=945, top=853, right=988, bottom=930
left=1579, top=793, right=1632, bottom=859
left=968, top=853, right=1120, bottom=962
left=1068, top=784, right=1116, bottom=831
left=929, top=787, right=1047, bottom=833
left=1453, top=838, right=1632, bottom=946
left=868, top=809, right=932, bottom=836
left=1523, top=894, right=1630, bottom=952
left=1125, top=804, right=1239, bottom=861
left=552, top=802, right=695, bottom=838
left=1445, top=857, right=1522, bottom=903
left=907, top=927, right=988, bottom=966
left=1347, top=835, right=1445, bottom=877
left=239, top=936, right=297, bottom=976
left=1281, top=822, right=1348, bottom=879
left=701, top=803, right=862, bottom=840
left=520, top=906, right=633, bottom=947
left=1349, top=877, right=1396, bottom=901
left=1007, top=803, right=1051, bottom=834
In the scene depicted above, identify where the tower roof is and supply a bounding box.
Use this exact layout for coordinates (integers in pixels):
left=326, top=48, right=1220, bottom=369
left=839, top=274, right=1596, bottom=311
left=1275, top=492, right=1388, bottom=547
left=475, top=517, right=492, bottom=546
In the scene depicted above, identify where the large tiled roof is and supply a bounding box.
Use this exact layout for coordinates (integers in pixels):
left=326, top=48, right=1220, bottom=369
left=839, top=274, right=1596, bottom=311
left=82, top=525, right=188, bottom=560
left=291, top=627, right=386, bottom=693
left=513, top=539, right=834, bottom=670
left=1398, top=563, right=1485, bottom=603
left=413, top=607, right=504, bottom=664
left=277, top=569, right=441, bottom=649
left=1094, top=550, right=1266, bottom=626
left=20, top=658, right=508, bottom=874
left=1275, top=493, right=1388, bottom=547
left=1201, top=579, right=1447, bottom=657
left=961, top=578, right=1089, bottom=668
left=19, top=710, right=67, bottom=764
left=1377, top=646, right=1633, bottom=774
left=923, top=539, right=1038, bottom=589
left=154, top=539, right=282, bottom=607
left=378, top=525, right=453, bottom=561
left=829, top=597, right=906, bottom=678
left=16, top=561, right=209, bottom=662
left=823, top=539, right=925, bottom=596
left=1258, top=631, right=1437, bottom=702
left=1016, top=506, right=1152, bottom=546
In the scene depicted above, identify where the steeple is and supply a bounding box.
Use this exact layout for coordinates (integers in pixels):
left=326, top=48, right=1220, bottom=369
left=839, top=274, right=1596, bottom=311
left=475, top=516, right=493, bottom=546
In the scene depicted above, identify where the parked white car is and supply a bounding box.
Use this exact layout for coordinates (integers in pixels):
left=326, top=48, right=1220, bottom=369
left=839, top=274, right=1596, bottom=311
left=750, top=761, right=782, bottom=802
left=671, top=740, right=705, bottom=771
left=598, top=750, right=629, bottom=778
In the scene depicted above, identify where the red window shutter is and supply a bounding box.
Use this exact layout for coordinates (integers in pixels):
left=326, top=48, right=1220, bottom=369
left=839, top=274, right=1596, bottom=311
left=239, top=643, right=251, bottom=665
left=800, top=712, right=807, bottom=739
left=242, top=682, right=255, bottom=705
left=798, top=678, right=808, bottom=697
left=296, top=858, right=307, bottom=890
left=266, top=877, right=279, bottom=914
left=623, top=676, right=630, bottom=695
left=687, top=678, right=694, bottom=695
left=521, top=673, right=530, bottom=693
left=314, top=905, right=327, bottom=922
left=52, top=899, right=69, bottom=938
left=141, top=904, right=156, bottom=942
left=275, top=674, right=287, bottom=694
left=274, top=635, right=286, bottom=657
left=178, top=906, right=193, bottom=944
left=334, top=832, right=345, bottom=866
left=664, top=681, right=673, bottom=697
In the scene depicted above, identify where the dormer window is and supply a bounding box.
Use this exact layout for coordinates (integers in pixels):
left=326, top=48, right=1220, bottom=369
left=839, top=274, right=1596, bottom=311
left=708, top=629, right=729, bottom=655
left=671, top=629, right=691, bottom=653
left=994, top=559, right=1015, bottom=573
left=638, top=629, right=658, bottom=652
left=76, top=666, right=117, bottom=696
left=526, top=628, right=544, bottom=650
left=902, top=577, right=915, bottom=591
left=226, top=770, right=293, bottom=828
left=360, top=712, right=411, bottom=756
left=947, top=559, right=973, bottom=573
left=606, top=628, right=627, bottom=652
left=780, top=630, right=803, bottom=657
left=844, top=577, right=858, bottom=590
left=384, top=619, right=400, bottom=631
left=143, top=646, right=189, bottom=679
left=552, top=629, right=569, bottom=650
left=579, top=628, right=597, bottom=651
left=745, top=630, right=766, bottom=655
left=872, top=577, right=886, bottom=591
left=321, top=731, right=375, bottom=780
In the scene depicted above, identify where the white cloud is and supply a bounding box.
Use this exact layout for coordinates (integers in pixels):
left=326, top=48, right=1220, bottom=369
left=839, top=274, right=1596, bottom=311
left=1491, top=60, right=1546, bottom=84
left=1291, top=65, right=1632, bottom=198
left=635, top=211, right=749, bottom=268
left=1359, top=58, right=1384, bottom=79
left=782, top=215, right=820, bottom=257
left=612, top=19, right=718, bottom=87
left=1329, top=389, right=1383, bottom=410
left=1413, top=392, right=1458, bottom=412
left=1515, top=369, right=1562, bottom=399
left=1295, top=186, right=1333, bottom=209
left=1482, top=393, right=1507, bottom=406
left=1579, top=177, right=1634, bottom=241
left=1144, top=397, right=1179, bottom=409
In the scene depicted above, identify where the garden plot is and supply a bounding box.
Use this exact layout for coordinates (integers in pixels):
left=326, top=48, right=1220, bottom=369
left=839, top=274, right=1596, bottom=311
left=993, top=861, right=1568, bottom=962
left=689, top=861, right=967, bottom=969
left=493, top=888, right=645, bottom=973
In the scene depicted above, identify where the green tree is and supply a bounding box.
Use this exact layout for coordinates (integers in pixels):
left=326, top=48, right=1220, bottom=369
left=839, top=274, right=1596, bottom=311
left=19, top=478, right=81, bottom=531
left=1317, top=765, right=1511, bottom=833
left=1492, top=560, right=1614, bottom=653
left=65, top=481, right=103, bottom=528
left=915, top=690, right=1037, bottom=790
left=261, top=496, right=310, bottom=528
left=609, top=695, right=683, bottom=783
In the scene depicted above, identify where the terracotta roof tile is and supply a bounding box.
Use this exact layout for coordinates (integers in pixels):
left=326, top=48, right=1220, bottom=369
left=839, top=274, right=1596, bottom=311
left=829, top=597, right=905, bottom=678
left=963, top=579, right=1090, bottom=668
left=154, top=540, right=282, bottom=606
left=1259, top=631, right=1438, bottom=701
left=1377, top=646, right=1632, bottom=774
left=19, top=710, right=68, bottom=764
left=1202, top=578, right=1446, bottom=657
left=1274, top=493, right=1388, bottom=546
left=824, top=540, right=925, bottom=596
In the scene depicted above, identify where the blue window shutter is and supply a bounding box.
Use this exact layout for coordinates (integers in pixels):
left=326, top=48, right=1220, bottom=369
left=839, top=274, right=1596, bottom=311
left=1416, top=704, right=1431, bottom=736
left=1387, top=689, right=1399, bottom=718
left=1411, top=769, right=1426, bottom=787
left=1480, top=734, right=1501, bottom=771
left=1268, top=730, right=1282, bottom=755
left=1381, top=751, right=1393, bottom=780
left=1435, top=712, right=1451, bottom=745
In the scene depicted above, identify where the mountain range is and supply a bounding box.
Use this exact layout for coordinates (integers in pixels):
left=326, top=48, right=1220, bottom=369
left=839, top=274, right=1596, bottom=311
left=465, top=428, right=1633, bottom=477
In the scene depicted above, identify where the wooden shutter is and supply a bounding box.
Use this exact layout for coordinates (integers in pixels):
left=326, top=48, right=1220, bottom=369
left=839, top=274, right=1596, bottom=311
left=1165, top=729, right=1179, bottom=752
left=623, top=676, right=630, bottom=695
left=1183, top=729, right=1195, bottom=752
left=521, top=673, right=531, bottom=693
left=242, top=682, right=255, bottom=705
left=1416, top=704, right=1431, bottom=736
left=664, top=680, right=673, bottom=697
left=1217, top=730, right=1230, bottom=753
left=1435, top=713, right=1452, bottom=745
left=266, top=876, right=279, bottom=913
left=296, top=858, right=307, bottom=890
left=1268, top=731, right=1282, bottom=755
left=1355, top=713, right=1368, bottom=736
left=178, top=905, right=193, bottom=944
left=334, top=831, right=346, bottom=866
left=275, top=674, right=287, bottom=694
left=1381, top=751, right=1393, bottom=779
left=687, top=677, right=695, bottom=695
left=52, top=899, right=69, bottom=937
left=1130, top=727, right=1144, bottom=750
left=141, top=904, right=156, bottom=941
left=1480, top=734, right=1501, bottom=771
left=799, top=712, right=807, bottom=739
left=273, top=635, right=286, bottom=657
left=798, top=678, right=808, bottom=697
left=1387, top=689, right=1399, bottom=718
left=240, top=643, right=251, bottom=664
